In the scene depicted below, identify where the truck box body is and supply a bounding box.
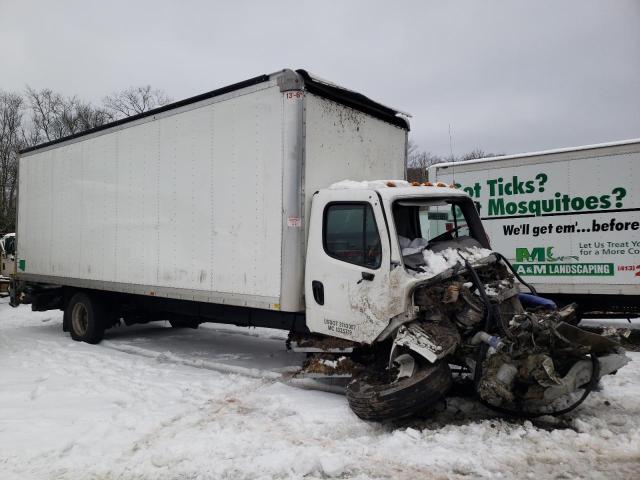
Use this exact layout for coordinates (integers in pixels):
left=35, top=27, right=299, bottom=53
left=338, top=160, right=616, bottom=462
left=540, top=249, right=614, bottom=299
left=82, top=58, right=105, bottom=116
left=17, top=70, right=408, bottom=313
left=428, top=139, right=640, bottom=309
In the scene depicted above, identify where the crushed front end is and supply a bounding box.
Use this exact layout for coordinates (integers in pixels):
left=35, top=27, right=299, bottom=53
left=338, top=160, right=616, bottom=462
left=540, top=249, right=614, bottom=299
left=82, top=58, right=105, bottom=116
left=411, top=252, right=629, bottom=414
left=345, top=189, right=629, bottom=421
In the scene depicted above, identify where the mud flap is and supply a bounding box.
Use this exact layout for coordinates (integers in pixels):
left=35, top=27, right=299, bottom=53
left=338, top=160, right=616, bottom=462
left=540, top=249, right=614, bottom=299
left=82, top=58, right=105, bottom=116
left=8, top=278, right=21, bottom=307
left=391, top=321, right=460, bottom=364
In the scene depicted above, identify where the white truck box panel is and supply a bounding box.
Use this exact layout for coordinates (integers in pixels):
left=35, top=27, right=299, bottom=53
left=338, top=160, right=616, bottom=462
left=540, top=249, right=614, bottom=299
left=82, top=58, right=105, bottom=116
left=304, top=93, right=407, bottom=227
left=429, top=140, right=640, bottom=296
left=19, top=83, right=284, bottom=305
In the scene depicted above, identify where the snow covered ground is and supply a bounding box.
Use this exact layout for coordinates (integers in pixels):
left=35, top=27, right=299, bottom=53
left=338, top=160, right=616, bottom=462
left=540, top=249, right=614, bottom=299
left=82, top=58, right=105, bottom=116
left=1, top=298, right=639, bottom=480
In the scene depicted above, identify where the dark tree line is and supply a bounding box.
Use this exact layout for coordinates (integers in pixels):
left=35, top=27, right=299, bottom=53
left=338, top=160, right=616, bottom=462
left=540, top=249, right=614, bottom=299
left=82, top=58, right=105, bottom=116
left=0, top=86, right=171, bottom=233
left=407, top=140, right=503, bottom=183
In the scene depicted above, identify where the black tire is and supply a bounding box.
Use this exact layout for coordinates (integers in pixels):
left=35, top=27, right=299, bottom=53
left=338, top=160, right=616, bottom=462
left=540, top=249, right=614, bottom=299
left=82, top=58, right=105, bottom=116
left=64, top=292, right=107, bottom=344
left=169, top=320, right=199, bottom=329
left=346, top=360, right=452, bottom=421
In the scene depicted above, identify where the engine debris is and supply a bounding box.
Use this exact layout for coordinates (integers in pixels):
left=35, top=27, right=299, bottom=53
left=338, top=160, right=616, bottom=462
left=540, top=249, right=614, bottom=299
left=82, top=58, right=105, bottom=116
left=411, top=258, right=629, bottom=412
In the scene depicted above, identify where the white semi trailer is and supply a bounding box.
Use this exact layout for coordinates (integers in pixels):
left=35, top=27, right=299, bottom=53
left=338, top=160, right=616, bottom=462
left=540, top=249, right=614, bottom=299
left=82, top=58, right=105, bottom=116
left=13, top=69, right=628, bottom=420
left=428, top=139, right=640, bottom=319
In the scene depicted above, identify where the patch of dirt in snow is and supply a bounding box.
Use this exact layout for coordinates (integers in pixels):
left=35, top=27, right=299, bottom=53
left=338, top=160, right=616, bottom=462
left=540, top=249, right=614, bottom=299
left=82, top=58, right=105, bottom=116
left=1, top=299, right=639, bottom=479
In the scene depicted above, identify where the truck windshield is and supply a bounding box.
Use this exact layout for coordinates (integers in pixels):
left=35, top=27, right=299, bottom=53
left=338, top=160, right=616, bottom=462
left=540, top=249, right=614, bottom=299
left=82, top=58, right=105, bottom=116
left=392, top=197, right=487, bottom=269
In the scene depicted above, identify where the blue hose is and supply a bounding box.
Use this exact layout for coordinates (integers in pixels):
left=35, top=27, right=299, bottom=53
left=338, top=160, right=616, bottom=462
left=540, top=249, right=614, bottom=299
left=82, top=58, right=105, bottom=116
left=518, top=293, right=557, bottom=310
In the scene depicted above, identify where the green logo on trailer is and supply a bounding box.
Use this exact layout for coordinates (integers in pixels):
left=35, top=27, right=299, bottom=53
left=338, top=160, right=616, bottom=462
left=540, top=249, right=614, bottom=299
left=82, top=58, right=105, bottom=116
left=514, top=247, right=612, bottom=276
left=515, top=247, right=579, bottom=263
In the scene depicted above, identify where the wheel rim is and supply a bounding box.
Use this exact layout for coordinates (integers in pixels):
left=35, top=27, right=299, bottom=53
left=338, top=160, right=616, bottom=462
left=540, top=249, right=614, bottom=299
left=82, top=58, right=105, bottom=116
left=71, top=303, right=89, bottom=336
left=393, top=353, right=417, bottom=381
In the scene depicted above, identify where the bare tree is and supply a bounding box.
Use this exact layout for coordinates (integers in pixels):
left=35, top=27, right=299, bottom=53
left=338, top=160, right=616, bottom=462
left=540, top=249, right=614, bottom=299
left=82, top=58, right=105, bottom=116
left=61, top=99, right=112, bottom=134
left=460, top=149, right=503, bottom=161
left=407, top=141, right=503, bottom=182
left=25, top=87, right=110, bottom=143
left=407, top=139, right=419, bottom=160
left=103, top=85, right=172, bottom=119
left=0, top=92, right=25, bottom=232
left=408, top=151, right=441, bottom=182
left=407, top=141, right=445, bottom=182
left=24, top=87, right=63, bottom=143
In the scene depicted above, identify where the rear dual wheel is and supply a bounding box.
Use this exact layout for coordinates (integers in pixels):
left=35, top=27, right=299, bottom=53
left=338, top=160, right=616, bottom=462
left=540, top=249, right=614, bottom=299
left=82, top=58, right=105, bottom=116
left=346, top=356, right=452, bottom=421
left=65, top=292, right=107, bottom=344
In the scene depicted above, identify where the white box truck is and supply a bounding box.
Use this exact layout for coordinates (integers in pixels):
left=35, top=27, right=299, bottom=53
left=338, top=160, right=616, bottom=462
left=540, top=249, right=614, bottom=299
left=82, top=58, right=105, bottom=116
left=12, top=69, right=628, bottom=420
left=428, top=139, right=640, bottom=319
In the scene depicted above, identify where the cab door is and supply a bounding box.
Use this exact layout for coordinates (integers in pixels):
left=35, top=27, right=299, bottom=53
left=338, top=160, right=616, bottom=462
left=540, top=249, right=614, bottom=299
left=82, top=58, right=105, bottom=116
left=305, top=189, right=394, bottom=343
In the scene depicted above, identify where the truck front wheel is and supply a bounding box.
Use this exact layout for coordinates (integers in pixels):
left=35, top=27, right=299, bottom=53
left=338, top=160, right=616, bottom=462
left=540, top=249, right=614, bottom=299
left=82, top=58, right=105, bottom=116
left=346, top=358, right=452, bottom=421
left=65, top=292, right=107, bottom=344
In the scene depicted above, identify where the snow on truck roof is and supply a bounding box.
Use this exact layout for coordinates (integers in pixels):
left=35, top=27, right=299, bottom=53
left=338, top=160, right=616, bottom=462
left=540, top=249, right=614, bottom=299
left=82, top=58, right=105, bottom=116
left=327, top=180, right=469, bottom=199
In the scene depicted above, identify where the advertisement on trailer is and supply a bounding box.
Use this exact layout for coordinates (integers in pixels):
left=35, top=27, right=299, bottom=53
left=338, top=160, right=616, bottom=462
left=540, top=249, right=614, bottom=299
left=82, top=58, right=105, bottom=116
left=433, top=151, right=639, bottom=289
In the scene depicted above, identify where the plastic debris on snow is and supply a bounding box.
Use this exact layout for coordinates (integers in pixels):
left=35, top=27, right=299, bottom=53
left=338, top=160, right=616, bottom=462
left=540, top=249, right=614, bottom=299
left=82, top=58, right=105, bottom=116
left=414, top=246, right=494, bottom=278
left=328, top=179, right=410, bottom=190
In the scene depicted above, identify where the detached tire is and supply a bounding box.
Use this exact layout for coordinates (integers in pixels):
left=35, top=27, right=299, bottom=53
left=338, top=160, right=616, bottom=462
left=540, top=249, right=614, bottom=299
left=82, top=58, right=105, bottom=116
left=65, top=292, right=107, bottom=344
left=346, top=360, right=452, bottom=421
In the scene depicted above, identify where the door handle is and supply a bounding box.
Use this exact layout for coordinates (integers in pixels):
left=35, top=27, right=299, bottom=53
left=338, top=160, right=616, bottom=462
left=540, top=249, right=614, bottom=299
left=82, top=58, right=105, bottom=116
left=358, top=272, right=375, bottom=283
left=312, top=280, right=324, bottom=305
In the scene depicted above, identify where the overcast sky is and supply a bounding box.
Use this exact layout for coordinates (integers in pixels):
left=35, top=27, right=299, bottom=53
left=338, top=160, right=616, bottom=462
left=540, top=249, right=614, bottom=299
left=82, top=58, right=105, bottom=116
left=1, top=0, right=638, bottom=156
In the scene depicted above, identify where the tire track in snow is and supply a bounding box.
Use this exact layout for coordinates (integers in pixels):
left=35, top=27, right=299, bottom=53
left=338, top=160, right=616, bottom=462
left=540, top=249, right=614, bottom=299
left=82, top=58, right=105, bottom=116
left=107, top=379, right=448, bottom=480
left=101, top=340, right=347, bottom=394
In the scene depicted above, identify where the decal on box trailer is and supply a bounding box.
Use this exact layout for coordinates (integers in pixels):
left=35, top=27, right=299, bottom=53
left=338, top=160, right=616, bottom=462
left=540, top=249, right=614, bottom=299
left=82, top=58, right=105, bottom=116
left=435, top=151, right=639, bottom=286
left=287, top=217, right=302, bottom=227
left=285, top=91, right=304, bottom=100
left=515, top=246, right=579, bottom=263
left=513, top=246, right=613, bottom=276
left=457, top=172, right=631, bottom=218
left=514, top=262, right=614, bottom=276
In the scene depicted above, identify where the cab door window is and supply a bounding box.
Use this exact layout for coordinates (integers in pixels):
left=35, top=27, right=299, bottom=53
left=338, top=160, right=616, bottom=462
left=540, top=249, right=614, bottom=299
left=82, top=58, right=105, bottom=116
left=323, top=203, right=381, bottom=269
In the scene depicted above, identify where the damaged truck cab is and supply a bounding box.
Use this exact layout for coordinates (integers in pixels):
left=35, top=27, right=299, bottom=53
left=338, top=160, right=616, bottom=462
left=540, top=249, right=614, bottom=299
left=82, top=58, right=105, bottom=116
left=305, top=182, right=486, bottom=345
left=305, top=181, right=628, bottom=421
